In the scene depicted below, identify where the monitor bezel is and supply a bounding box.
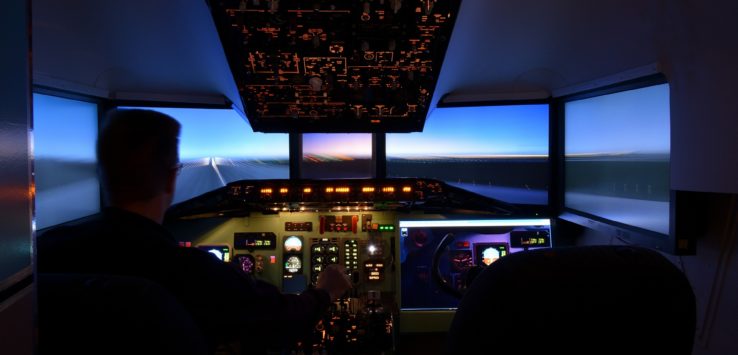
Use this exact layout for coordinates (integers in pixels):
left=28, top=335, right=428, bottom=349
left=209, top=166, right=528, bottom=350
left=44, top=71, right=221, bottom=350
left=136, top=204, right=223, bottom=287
left=555, top=74, right=692, bottom=255
left=397, top=215, right=553, bottom=313
left=298, top=133, right=378, bottom=179
left=385, top=101, right=553, bottom=209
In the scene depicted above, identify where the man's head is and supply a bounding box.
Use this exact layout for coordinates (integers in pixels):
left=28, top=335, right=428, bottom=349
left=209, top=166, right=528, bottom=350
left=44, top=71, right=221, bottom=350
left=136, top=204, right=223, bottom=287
left=97, top=109, right=181, bottom=207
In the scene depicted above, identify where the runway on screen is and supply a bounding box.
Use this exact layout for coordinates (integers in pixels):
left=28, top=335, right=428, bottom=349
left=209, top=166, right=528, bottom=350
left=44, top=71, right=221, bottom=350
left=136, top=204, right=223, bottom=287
left=173, top=158, right=288, bottom=203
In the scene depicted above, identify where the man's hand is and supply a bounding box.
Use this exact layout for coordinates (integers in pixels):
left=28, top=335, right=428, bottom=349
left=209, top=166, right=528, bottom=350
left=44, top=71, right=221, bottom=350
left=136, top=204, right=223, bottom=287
left=316, top=264, right=352, bottom=301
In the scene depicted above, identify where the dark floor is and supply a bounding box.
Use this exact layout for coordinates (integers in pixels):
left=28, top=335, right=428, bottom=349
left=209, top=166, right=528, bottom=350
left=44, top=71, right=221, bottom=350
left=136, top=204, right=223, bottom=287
left=396, top=333, right=447, bottom=355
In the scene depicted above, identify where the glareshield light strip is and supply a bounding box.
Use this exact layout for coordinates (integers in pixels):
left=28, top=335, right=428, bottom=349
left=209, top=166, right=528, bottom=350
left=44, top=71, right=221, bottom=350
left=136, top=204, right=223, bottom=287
left=398, top=219, right=551, bottom=228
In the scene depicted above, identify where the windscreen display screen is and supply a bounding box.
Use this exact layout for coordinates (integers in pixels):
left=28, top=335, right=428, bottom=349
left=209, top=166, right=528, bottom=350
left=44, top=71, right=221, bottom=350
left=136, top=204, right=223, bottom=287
left=34, top=93, right=100, bottom=229
left=302, top=133, right=373, bottom=179
left=565, top=83, right=670, bottom=234
left=399, top=219, right=551, bottom=310
left=387, top=105, right=549, bottom=205
left=119, top=107, right=289, bottom=204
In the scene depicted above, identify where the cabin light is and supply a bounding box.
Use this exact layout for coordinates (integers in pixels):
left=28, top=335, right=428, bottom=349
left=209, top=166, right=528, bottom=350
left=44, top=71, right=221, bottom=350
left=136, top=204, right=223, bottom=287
left=261, top=188, right=273, bottom=194
left=336, top=187, right=350, bottom=193
left=326, top=187, right=334, bottom=193
left=382, top=187, right=395, bottom=193
left=423, top=0, right=434, bottom=16
left=402, top=186, right=412, bottom=193
left=309, top=76, right=323, bottom=91
left=299, top=206, right=305, bottom=211
left=269, top=0, right=279, bottom=13
left=279, top=187, right=289, bottom=194
left=362, top=187, right=375, bottom=193
left=361, top=2, right=371, bottom=21
left=368, top=244, right=377, bottom=255
left=390, top=0, right=402, bottom=14
left=303, top=187, right=312, bottom=193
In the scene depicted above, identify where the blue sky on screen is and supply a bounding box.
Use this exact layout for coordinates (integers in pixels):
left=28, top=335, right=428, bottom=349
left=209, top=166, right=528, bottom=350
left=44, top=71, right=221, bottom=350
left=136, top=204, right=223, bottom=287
left=565, top=84, right=670, bottom=155
left=33, top=93, right=98, bottom=161
left=303, top=133, right=373, bottom=157
left=122, top=107, right=289, bottom=160
left=387, top=104, right=549, bottom=157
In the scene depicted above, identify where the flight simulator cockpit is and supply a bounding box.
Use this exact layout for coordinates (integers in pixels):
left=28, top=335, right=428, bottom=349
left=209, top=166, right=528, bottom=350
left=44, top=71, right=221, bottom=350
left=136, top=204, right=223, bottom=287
left=33, top=77, right=686, bottom=353
left=28, top=1, right=698, bottom=354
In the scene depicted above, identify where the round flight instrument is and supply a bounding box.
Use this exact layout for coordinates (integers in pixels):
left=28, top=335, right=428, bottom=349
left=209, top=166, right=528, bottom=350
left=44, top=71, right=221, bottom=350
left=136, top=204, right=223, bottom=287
left=481, top=247, right=501, bottom=266
left=285, top=256, right=302, bottom=273
left=234, top=254, right=256, bottom=274
left=450, top=251, right=473, bottom=271
left=284, top=236, right=303, bottom=252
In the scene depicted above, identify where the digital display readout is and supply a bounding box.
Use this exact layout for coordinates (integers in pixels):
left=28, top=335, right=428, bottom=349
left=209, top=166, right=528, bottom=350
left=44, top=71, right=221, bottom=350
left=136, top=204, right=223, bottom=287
left=234, top=232, right=277, bottom=250
left=364, top=260, right=385, bottom=282
left=509, top=230, right=551, bottom=248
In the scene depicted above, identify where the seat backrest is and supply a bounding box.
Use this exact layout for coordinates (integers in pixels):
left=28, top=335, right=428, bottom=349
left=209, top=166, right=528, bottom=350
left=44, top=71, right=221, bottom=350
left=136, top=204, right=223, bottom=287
left=445, top=246, right=696, bottom=354
left=38, top=273, right=209, bottom=355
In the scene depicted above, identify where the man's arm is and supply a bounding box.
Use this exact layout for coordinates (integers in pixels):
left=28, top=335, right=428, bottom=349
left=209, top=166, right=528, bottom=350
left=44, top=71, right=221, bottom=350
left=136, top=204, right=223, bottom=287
left=164, top=248, right=339, bottom=349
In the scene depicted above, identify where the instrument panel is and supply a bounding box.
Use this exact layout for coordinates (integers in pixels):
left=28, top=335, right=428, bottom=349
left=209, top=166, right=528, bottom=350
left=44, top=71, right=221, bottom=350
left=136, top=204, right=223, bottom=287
left=165, top=178, right=552, bottom=353
left=210, top=0, right=461, bottom=132
left=174, top=210, right=397, bottom=353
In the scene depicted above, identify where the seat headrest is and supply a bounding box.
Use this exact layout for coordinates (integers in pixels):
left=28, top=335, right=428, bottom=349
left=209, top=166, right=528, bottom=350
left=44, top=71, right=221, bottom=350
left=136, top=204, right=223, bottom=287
left=446, top=246, right=696, bottom=354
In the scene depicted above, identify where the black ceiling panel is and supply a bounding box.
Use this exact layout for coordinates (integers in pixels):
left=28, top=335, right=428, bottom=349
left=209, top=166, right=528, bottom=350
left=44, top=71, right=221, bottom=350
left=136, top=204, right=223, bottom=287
left=210, top=0, right=461, bottom=132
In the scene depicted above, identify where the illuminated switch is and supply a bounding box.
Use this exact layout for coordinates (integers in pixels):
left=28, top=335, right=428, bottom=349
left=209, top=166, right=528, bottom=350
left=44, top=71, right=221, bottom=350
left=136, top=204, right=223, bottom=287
left=270, top=255, right=277, bottom=264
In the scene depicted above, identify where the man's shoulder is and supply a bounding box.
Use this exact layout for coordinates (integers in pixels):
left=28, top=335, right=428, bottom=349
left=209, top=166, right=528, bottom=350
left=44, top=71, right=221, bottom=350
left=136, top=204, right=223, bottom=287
left=38, top=213, right=108, bottom=245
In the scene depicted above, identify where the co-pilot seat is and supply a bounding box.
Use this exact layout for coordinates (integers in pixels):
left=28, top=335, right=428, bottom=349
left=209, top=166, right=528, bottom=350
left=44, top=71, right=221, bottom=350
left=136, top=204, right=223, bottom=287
left=445, top=246, right=696, bottom=354
left=38, top=273, right=209, bottom=355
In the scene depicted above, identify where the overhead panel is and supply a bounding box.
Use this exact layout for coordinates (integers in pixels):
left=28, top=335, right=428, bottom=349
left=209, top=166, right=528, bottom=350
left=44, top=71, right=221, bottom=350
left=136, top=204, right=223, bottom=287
left=210, top=0, right=460, bottom=132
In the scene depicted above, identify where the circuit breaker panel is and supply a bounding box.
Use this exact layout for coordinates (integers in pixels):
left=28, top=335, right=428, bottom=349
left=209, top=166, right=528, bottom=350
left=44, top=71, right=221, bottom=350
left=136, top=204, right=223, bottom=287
left=211, top=0, right=461, bottom=132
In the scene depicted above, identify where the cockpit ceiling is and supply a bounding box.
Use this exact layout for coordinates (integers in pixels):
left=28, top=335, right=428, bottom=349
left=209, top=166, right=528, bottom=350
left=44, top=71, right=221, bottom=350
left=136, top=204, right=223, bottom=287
left=211, top=0, right=461, bottom=133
